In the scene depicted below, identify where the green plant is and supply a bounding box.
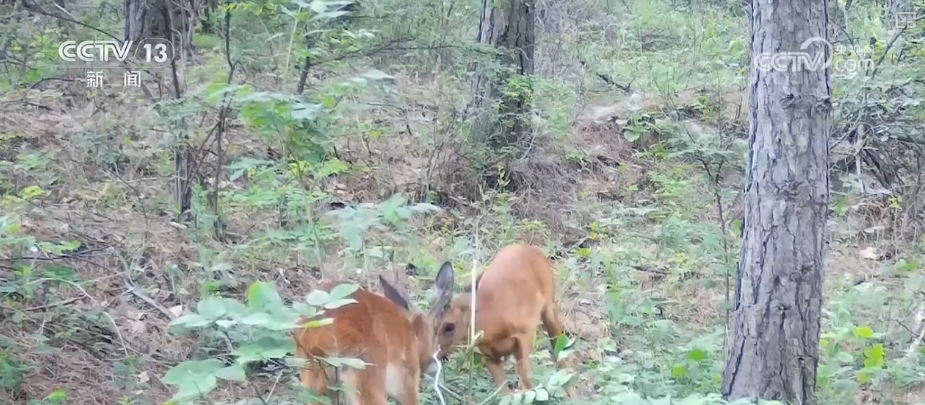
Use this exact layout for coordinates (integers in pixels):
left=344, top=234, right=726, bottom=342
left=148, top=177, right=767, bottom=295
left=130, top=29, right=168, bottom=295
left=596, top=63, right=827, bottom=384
left=162, top=281, right=361, bottom=403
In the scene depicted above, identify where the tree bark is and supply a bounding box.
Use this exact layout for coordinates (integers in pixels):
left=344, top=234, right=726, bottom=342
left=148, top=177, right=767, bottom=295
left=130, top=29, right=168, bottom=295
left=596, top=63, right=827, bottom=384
left=721, top=0, right=831, bottom=403
left=888, top=0, right=906, bottom=28
left=125, top=0, right=195, bottom=220
left=125, top=0, right=196, bottom=60
left=470, top=0, right=535, bottom=152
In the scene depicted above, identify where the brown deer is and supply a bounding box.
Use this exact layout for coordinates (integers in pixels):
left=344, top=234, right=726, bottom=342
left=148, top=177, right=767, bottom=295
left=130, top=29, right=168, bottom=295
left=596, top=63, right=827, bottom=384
left=291, top=264, right=455, bottom=405
left=433, top=243, right=572, bottom=393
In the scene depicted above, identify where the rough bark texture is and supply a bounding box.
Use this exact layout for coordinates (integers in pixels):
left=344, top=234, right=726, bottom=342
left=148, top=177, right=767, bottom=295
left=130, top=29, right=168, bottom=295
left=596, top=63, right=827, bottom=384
left=126, top=0, right=195, bottom=219
left=470, top=0, right=535, bottom=150
left=125, top=0, right=196, bottom=60
left=888, top=0, right=906, bottom=29
left=721, top=0, right=831, bottom=403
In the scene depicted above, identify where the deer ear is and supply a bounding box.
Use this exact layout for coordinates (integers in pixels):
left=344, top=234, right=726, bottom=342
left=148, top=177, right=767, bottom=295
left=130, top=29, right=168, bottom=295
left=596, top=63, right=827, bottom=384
left=379, top=275, right=411, bottom=311
left=434, top=261, right=455, bottom=296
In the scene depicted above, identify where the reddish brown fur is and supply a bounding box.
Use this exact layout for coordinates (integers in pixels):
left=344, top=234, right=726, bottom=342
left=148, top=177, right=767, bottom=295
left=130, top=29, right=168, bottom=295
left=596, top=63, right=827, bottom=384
left=434, top=243, right=569, bottom=392
left=292, top=269, right=454, bottom=405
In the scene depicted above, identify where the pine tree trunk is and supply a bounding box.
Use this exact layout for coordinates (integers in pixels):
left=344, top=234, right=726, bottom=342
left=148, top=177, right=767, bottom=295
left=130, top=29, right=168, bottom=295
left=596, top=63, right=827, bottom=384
left=125, top=0, right=195, bottom=220
left=125, top=0, right=196, bottom=61
left=470, top=0, right=535, bottom=152
left=721, top=0, right=832, bottom=402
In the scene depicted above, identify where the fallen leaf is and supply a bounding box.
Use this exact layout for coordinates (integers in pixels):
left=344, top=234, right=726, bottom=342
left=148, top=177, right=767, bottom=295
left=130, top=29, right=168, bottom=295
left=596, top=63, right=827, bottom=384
left=859, top=247, right=880, bottom=260
left=168, top=305, right=184, bottom=317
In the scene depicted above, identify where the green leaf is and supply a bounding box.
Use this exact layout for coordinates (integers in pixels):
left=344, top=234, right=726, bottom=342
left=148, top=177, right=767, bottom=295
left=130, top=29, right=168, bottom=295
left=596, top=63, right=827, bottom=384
left=686, top=348, right=709, bottom=362
left=214, top=363, right=247, bottom=381
left=171, top=375, right=217, bottom=401
left=553, top=334, right=576, bottom=361
left=328, top=283, right=359, bottom=300
left=671, top=363, right=688, bottom=378
left=360, top=69, right=394, bottom=81
left=533, top=388, right=549, bottom=402
left=323, top=298, right=357, bottom=309
left=233, top=337, right=295, bottom=364
left=239, top=312, right=274, bottom=327
left=522, top=389, right=536, bottom=404
left=168, top=313, right=211, bottom=328
left=834, top=351, right=854, bottom=363
left=320, top=94, right=337, bottom=108
left=197, top=297, right=227, bottom=320
left=511, top=392, right=524, bottom=405
left=307, top=0, right=327, bottom=13
left=623, top=128, right=643, bottom=142
left=301, top=317, right=334, bottom=328
left=293, top=302, right=319, bottom=316
left=215, top=320, right=238, bottom=329
left=239, top=311, right=302, bottom=331
left=853, top=326, right=875, bottom=339
left=162, top=359, right=225, bottom=385
left=306, top=290, right=331, bottom=306
left=247, top=281, right=284, bottom=311
left=545, top=370, right=572, bottom=389
left=863, top=343, right=885, bottom=368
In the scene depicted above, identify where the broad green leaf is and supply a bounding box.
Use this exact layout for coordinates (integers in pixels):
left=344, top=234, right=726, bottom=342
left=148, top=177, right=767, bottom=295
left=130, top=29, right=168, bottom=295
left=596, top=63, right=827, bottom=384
left=197, top=297, right=227, bottom=321
left=853, top=326, right=875, bottom=339
left=240, top=313, right=274, bottom=327
left=293, top=302, right=319, bottom=316
left=522, top=389, right=536, bottom=404
left=323, top=298, right=357, bottom=309
left=221, top=298, right=249, bottom=317
left=671, top=363, right=688, bottom=378
left=863, top=343, right=885, bottom=368
left=214, top=364, right=247, bottom=381
left=308, top=0, right=327, bottom=13
left=247, top=281, right=284, bottom=310
left=233, top=337, right=295, bottom=364
left=328, top=283, right=359, bottom=300
left=162, top=359, right=225, bottom=385
left=306, top=290, right=331, bottom=306
left=215, top=320, right=238, bottom=329
left=168, top=313, right=211, bottom=328
left=171, top=375, right=217, bottom=401
left=240, top=312, right=302, bottom=331
left=834, top=351, right=854, bottom=363
left=686, top=348, right=709, bottom=362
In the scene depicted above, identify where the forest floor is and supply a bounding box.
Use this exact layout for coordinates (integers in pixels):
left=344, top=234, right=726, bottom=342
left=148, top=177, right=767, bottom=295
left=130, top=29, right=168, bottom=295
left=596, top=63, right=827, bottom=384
left=2, top=68, right=924, bottom=405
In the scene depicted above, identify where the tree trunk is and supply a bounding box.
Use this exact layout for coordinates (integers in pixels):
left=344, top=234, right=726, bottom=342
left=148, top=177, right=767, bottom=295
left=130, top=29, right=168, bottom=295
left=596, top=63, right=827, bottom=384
left=125, top=0, right=195, bottom=220
left=888, top=0, right=905, bottom=28
left=721, top=0, right=831, bottom=403
left=125, top=0, right=196, bottom=61
left=470, top=0, right=535, bottom=152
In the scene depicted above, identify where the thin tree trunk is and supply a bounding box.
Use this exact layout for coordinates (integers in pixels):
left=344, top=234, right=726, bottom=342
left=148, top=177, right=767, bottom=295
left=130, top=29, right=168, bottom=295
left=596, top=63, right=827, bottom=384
left=721, top=0, right=832, bottom=402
